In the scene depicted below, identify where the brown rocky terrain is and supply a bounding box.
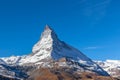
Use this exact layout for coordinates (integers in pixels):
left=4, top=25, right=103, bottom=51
left=28, top=67, right=114, bottom=80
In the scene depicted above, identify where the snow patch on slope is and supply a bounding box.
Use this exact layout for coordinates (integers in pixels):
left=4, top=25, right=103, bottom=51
left=0, top=59, right=6, bottom=65
left=1, top=56, right=22, bottom=65
left=95, top=60, right=120, bottom=77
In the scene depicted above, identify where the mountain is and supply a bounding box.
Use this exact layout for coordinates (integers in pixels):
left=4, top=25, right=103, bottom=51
left=19, top=25, right=93, bottom=64
left=20, top=25, right=109, bottom=75
left=95, top=60, right=120, bottom=78
left=0, top=25, right=111, bottom=80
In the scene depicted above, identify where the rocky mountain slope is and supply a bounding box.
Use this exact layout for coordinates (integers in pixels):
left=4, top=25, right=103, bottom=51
left=28, top=67, right=113, bottom=80
left=0, top=25, right=112, bottom=80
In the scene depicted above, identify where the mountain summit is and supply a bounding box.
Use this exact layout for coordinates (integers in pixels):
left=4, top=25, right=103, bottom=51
left=32, top=25, right=58, bottom=56
left=31, top=25, right=91, bottom=61
left=40, top=25, right=58, bottom=40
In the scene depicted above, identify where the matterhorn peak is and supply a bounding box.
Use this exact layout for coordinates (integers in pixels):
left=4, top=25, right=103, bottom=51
left=31, top=25, right=59, bottom=57
left=44, top=24, right=52, bottom=31
left=40, top=25, right=58, bottom=41
left=31, top=25, right=92, bottom=61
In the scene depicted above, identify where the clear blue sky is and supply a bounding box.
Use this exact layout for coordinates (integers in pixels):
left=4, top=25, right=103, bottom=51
left=0, top=0, right=120, bottom=60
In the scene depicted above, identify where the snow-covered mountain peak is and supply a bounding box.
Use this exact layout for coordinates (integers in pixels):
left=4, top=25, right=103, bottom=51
left=31, top=25, right=58, bottom=57
left=40, top=25, right=58, bottom=41
left=31, top=25, right=92, bottom=62
left=44, top=24, right=52, bottom=30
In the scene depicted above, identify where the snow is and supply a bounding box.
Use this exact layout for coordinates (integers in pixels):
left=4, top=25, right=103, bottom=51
left=105, top=60, right=120, bottom=69
left=0, top=59, right=6, bottom=65
left=96, top=60, right=120, bottom=69
left=1, top=56, right=22, bottom=65
left=106, top=59, right=120, bottom=64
